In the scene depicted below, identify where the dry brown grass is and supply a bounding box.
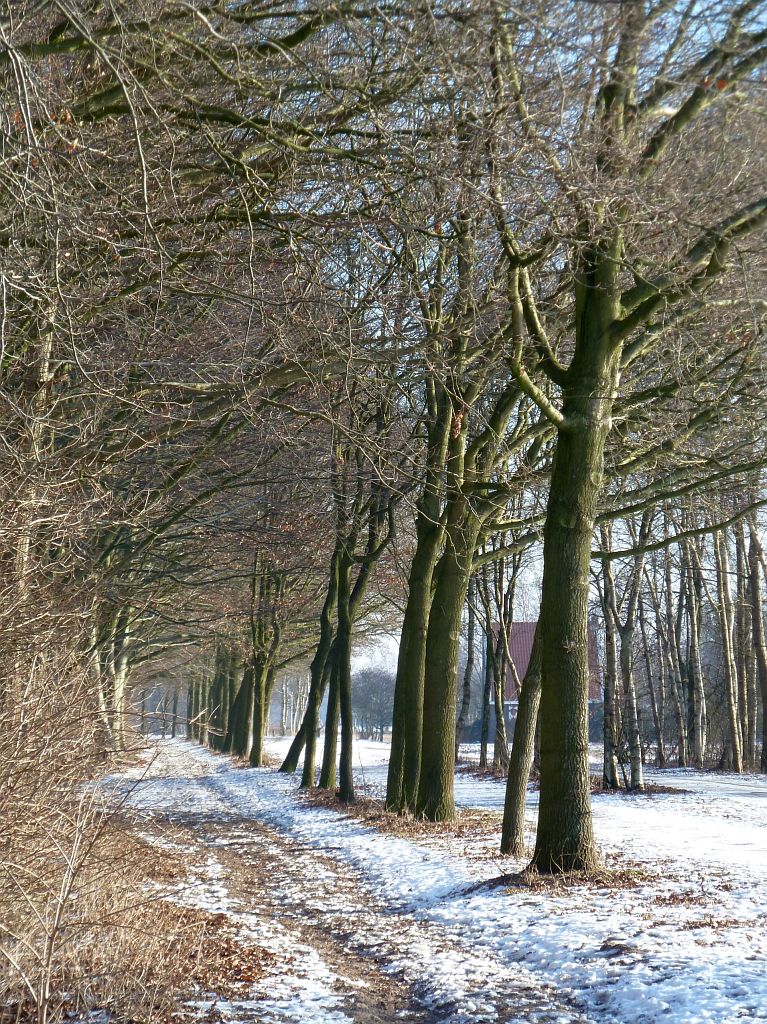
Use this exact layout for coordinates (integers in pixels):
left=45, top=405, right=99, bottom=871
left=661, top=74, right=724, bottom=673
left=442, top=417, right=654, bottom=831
left=2, top=812, right=277, bottom=1024
left=301, top=787, right=501, bottom=846
left=0, top=641, right=261, bottom=1024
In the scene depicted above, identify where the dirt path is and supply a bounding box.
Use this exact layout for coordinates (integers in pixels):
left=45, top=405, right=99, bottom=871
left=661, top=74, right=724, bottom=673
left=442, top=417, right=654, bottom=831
left=123, top=744, right=587, bottom=1024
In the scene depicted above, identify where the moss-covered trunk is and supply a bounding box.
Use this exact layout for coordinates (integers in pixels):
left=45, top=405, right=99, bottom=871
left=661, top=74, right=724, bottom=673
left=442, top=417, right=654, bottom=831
left=415, top=506, right=480, bottom=821
left=532, top=258, right=620, bottom=873
left=386, top=390, right=450, bottom=812
left=385, top=516, right=443, bottom=811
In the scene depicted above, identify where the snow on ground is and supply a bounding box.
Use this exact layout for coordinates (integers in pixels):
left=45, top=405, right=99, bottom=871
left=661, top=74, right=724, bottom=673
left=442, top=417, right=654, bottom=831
left=111, top=738, right=767, bottom=1024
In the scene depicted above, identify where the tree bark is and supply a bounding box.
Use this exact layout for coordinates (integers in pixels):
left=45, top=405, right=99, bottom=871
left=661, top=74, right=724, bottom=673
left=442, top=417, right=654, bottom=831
left=532, top=262, right=620, bottom=873
left=319, top=645, right=341, bottom=790
left=714, top=529, right=743, bottom=773
left=455, top=575, right=476, bottom=761
left=298, top=545, right=341, bottom=787
left=599, top=540, right=620, bottom=789
left=415, top=509, right=480, bottom=821
left=385, top=510, right=443, bottom=811
left=747, top=520, right=767, bottom=772
left=501, top=626, right=541, bottom=856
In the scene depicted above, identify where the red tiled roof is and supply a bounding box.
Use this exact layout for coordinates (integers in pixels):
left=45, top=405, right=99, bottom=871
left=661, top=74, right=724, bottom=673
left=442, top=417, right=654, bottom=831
left=496, top=621, right=602, bottom=701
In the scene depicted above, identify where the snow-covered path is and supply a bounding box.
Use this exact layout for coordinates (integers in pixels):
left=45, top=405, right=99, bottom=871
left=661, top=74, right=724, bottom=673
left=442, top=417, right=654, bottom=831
left=112, top=740, right=767, bottom=1024
left=113, top=741, right=584, bottom=1024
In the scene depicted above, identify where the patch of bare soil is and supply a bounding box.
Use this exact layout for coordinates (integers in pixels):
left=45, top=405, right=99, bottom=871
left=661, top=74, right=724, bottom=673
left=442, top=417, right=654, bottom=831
left=194, top=820, right=429, bottom=1024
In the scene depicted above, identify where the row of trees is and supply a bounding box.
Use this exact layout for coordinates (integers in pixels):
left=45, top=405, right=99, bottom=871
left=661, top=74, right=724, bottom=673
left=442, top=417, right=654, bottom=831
left=597, top=505, right=767, bottom=782
left=1, top=6, right=765, bottom=961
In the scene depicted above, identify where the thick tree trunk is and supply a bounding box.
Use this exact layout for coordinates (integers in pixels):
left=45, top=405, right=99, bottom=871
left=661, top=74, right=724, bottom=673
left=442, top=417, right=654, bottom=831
left=249, top=662, right=269, bottom=767
left=226, top=668, right=253, bottom=757
left=534, top=423, right=603, bottom=871
left=251, top=662, right=278, bottom=767
left=501, top=626, right=541, bottom=856
left=386, top=390, right=450, bottom=812
left=415, top=511, right=480, bottom=821
left=386, top=514, right=443, bottom=811
left=532, top=272, right=619, bottom=873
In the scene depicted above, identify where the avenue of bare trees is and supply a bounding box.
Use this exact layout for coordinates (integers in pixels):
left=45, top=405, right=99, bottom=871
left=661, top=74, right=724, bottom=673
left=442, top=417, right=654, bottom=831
left=2, top=0, right=766, bottom=1014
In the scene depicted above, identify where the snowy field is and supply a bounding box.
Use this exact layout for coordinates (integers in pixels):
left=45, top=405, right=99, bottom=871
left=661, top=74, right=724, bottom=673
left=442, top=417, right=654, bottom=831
left=111, top=738, right=767, bottom=1024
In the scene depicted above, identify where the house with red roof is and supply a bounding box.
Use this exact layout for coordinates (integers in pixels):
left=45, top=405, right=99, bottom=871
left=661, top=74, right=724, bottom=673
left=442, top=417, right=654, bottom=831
left=496, top=620, right=602, bottom=703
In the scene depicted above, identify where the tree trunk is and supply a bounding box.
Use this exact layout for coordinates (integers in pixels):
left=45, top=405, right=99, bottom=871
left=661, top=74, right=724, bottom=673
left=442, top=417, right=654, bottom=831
left=714, top=529, right=743, bottom=773
left=207, top=647, right=225, bottom=751
left=492, top=628, right=510, bottom=772
left=249, top=661, right=269, bottom=767
left=386, top=390, right=450, bottom=812
left=479, top=626, right=492, bottom=771
left=415, top=509, right=480, bottom=821
left=299, top=545, right=341, bottom=787
left=639, top=594, right=665, bottom=768
left=226, top=667, right=253, bottom=757
left=455, top=575, right=476, bottom=761
left=171, top=686, right=179, bottom=739
left=280, top=716, right=309, bottom=773
left=734, top=523, right=753, bottom=768
left=747, top=520, right=767, bottom=773
left=619, top=620, right=644, bottom=791
left=337, top=555, right=356, bottom=803
left=385, top=512, right=443, bottom=811
left=319, top=649, right=341, bottom=789
left=686, top=547, right=707, bottom=767
left=599, top=542, right=620, bottom=789
left=661, top=541, right=688, bottom=766
left=501, top=626, right=541, bottom=856
left=532, top=270, right=620, bottom=873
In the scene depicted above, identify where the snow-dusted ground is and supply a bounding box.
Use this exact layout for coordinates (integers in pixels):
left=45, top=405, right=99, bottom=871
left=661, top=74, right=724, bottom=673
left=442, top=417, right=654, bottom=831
left=111, top=738, right=767, bottom=1024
